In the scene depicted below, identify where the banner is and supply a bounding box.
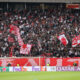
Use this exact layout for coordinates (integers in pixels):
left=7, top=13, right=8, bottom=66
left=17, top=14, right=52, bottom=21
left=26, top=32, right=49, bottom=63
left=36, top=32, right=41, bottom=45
left=9, top=67, right=28, bottom=72
left=9, top=66, right=45, bottom=72
left=46, top=66, right=56, bottom=71
left=66, top=4, right=80, bottom=9
left=1, top=66, right=80, bottom=72
left=0, top=57, right=80, bottom=67
left=56, top=66, right=80, bottom=71
left=0, top=58, right=40, bottom=66
left=32, top=66, right=41, bottom=71
left=22, top=66, right=32, bottom=71
left=0, top=67, right=9, bottom=72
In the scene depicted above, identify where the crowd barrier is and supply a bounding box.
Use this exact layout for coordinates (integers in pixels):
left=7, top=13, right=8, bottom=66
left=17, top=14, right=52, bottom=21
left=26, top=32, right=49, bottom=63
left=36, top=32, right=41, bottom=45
left=1, top=66, right=80, bottom=72
left=0, top=57, right=80, bottom=67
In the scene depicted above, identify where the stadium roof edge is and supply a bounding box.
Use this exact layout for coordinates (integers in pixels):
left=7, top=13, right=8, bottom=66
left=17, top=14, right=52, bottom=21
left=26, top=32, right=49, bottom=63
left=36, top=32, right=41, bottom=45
left=0, top=0, right=80, bottom=3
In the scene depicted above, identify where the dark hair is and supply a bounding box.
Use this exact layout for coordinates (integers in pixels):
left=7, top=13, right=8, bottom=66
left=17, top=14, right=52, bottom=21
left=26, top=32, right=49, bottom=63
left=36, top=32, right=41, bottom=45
left=7, top=63, right=11, bottom=67
left=73, top=62, right=77, bottom=66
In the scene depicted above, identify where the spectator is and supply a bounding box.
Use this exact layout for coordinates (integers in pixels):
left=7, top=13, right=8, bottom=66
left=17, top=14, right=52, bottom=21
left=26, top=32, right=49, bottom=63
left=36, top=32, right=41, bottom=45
left=0, top=3, right=80, bottom=57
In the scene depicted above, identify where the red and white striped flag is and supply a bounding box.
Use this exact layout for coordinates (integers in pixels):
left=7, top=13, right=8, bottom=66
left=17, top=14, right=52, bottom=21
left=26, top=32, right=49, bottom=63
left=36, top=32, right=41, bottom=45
left=77, top=35, right=80, bottom=45
left=9, top=24, right=18, bottom=35
left=58, top=34, right=68, bottom=46
left=9, top=24, right=32, bottom=55
left=59, top=16, right=63, bottom=23
left=16, top=28, right=24, bottom=46
left=72, top=35, right=80, bottom=47
left=20, top=44, right=32, bottom=54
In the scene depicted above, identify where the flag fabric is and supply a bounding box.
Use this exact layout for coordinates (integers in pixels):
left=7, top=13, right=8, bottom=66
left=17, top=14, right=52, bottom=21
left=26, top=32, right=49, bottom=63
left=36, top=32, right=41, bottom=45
left=66, top=4, right=79, bottom=9
left=9, top=24, right=24, bottom=46
left=9, top=24, right=32, bottom=55
left=17, top=35, right=24, bottom=46
left=72, top=35, right=80, bottom=47
left=58, top=34, right=68, bottom=46
left=16, top=27, right=32, bottom=54
left=59, top=16, right=63, bottom=23
left=9, top=47, right=13, bottom=57
left=9, top=46, right=15, bottom=57
left=77, top=35, right=80, bottom=45
left=72, top=36, right=78, bottom=47
left=8, top=36, right=14, bottom=43
left=9, top=24, right=17, bottom=35
left=20, top=44, right=32, bottom=54
left=16, top=28, right=24, bottom=46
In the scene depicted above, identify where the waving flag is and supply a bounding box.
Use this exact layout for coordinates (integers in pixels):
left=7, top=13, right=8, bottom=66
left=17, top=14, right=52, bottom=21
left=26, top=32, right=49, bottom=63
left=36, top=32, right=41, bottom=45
left=59, top=16, right=63, bottom=23
left=16, top=28, right=24, bottom=46
left=58, top=34, right=68, bottom=46
left=16, top=27, right=32, bottom=54
left=20, top=44, right=32, bottom=54
left=72, top=35, right=80, bottom=47
left=9, top=46, right=15, bottom=57
left=9, top=24, right=32, bottom=55
left=9, top=24, right=18, bottom=35
left=8, top=36, right=14, bottom=43
left=77, top=35, right=80, bottom=45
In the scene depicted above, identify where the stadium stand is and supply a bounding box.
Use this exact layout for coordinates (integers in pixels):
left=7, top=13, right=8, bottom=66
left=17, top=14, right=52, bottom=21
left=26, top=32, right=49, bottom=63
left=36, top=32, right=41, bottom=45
left=0, top=2, right=80, bottom=57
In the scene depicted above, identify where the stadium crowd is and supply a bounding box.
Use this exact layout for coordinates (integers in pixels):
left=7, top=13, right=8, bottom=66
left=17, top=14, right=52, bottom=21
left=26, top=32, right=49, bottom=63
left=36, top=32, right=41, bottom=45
left=0, top=4, right=80, bottom=57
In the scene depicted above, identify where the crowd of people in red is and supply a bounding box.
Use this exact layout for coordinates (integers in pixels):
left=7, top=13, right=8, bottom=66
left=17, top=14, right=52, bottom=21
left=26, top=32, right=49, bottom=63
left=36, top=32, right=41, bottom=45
left=0, top=3, right=80, bottom=57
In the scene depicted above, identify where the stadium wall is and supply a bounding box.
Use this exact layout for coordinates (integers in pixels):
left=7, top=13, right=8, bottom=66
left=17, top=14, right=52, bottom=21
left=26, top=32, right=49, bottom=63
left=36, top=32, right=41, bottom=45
left=0, top=0, right=80, bottom=3
left=0, top=57, right=80, bottom=67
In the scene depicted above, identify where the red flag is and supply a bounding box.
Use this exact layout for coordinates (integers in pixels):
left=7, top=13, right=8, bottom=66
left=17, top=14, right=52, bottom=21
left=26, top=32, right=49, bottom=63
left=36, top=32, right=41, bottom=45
left=16, top=28, right=24, bottom=46
left=58, top=34, right=68, bottom=46
left=9, top=47, right=13, bottom=57
left=9, top=24, right=17, bottom=35
left=8, top=36, right=14, bottom=43
left=20, top=44, right=32, bottom=54
left=9, top=24, right=32, bottom=55
left=9, top=50, right=13, bottom=57
left=66, top=4, right=79, bottom=9
left=72, top=35, right=80, bottom=47
left=59, top=16, right=63, bottom=23
left=77, top=35, right=80, bottom=45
